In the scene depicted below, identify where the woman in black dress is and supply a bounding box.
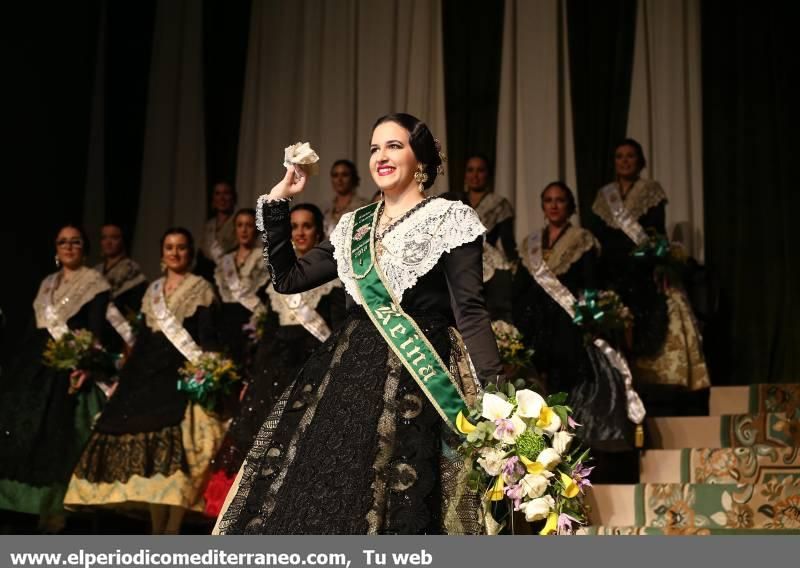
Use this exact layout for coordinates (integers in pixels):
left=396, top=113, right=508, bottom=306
left=204, top=204, right=345, bottom=517
left=514, top=183, right=636, bottom=457
left=215, top=114, right=503, bottom=535
left=65, top=228, right=226, bottom=534
left=0, top=225, right=110, bottom=529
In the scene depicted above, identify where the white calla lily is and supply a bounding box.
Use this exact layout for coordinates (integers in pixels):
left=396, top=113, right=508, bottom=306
left=515, top=389, right=546, bottom=419
left=481, top=393, right=514, bottom=421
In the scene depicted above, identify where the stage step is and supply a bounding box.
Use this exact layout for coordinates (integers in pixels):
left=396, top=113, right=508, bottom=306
left=588, top=481, right=800, bottom=529
left=639, top=447, right=800, bottom=484
left=709, top=384, right=800, bottom=417
left=578, top=526, right=800, bottom=535
left=646, top=412, right=799, bottom=449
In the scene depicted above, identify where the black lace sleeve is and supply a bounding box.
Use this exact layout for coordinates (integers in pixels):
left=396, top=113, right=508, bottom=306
left=87, top=291, right=111, bottom=344
left=262, top=200, right=338, bottom=293
left=442, top=237, right=503, bottom=383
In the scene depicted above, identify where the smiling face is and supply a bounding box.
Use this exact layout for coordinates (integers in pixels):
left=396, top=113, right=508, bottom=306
left=614, top=144, right=642, bottom=179
left=161, top=233, right=192, bottom=274
left=100, top=225, right=125, bottom=259
left=369, top=121, right=418, bottom=195
left=330, top=163, right=356, bottom=196
left=464, top=156, right=490, bottom=192
left=235, top=212, right=257, bottom=248
left=291, top=209, right=319, bottom=256
left=55, top=226, right=85, bottom=270
left=541, top=185, right=571, bottom=226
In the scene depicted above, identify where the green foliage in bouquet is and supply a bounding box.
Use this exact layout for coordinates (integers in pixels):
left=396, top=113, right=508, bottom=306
left=572, top=289, right=633, bottom=345
left=456, top=379, right=593, bottom=535
left=43, top=329, right=113, bottom=374
left=491, top=321, right=534, bottom=374
left=177, top=352, right=241, bottom=412
left=631, top=229, right=688, bottom=287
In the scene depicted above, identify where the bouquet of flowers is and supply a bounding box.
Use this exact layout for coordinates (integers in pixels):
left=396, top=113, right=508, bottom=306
left=457, top=380, right=592, bottom=535
left=177, top=352, right=241, bottom=412
left=572, top=289, right=633, bottom=344
left=492, top=321, right=534, bottom=376
left=243, top=308, right=269, bottom=344
left=43, top=329, right=115, bottom=394
left=631, top=229, right=687, bottom=287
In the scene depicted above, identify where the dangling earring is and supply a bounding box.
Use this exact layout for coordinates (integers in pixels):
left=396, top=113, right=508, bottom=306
left=414, top=164, right=429, bottom=194
left=160, top=260, right=167, bottom=274
left=54, top=255, right=61, bottom=269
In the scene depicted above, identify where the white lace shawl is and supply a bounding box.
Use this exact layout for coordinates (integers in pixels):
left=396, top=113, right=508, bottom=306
left=330, top=199, right=486, bottom=305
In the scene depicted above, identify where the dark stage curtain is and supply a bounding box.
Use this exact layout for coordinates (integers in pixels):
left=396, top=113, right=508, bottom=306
left=202, top=0, right=251, bottom=201
left=566, top=0, right=637, bottom=229
left=2, top=1, right=103, bottom=362
left=105, top=0, right=156, bottom=241
left=442, top=0, right=505, bottom=194
left=701, top=0, right=800, bottom=385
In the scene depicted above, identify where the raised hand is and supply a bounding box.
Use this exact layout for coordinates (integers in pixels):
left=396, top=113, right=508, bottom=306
left=268, top=166, right=309, bottom=200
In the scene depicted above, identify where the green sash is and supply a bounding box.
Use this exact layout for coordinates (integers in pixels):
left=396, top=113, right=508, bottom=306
left=349, top=202, right=467, bottom=433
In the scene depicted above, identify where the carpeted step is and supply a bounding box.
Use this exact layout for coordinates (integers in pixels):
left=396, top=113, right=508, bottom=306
left=588, top=481, right=800, bottom=529
left=640, top=447, right=800, bottom=484
left=647, top=413, right=799, bottom=449
left=578, top=525, right=800, bottom=535
left=710, top=384, right=800, bottom=417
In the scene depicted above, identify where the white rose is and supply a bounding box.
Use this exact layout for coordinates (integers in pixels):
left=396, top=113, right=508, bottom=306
left=519, top=473, right=552, bottom=499
left=553, top=431, right=574, bottom=454
left=477, top=448, right=506, bottom=476
left=536, top=448, right=562, bottom=470
left=519, top=495, right=555, bottom=522
left=481, top=393, right=513, bottom=421
left=515, top=389, right=546, bottom=419
left=541, top=411, right=562, bottom=434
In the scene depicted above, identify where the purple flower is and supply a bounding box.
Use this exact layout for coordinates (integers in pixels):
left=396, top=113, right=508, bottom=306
left=572, top=462, right=594, bottom=493
left=557, top=513, right=580, bottom=535
left=494, top=418, right=516, bottom=438
left=501, top=455, right=525, bottom=483
left=568, top=416, right=582, bottom=429
left=504, top=482, right=525, bottom=510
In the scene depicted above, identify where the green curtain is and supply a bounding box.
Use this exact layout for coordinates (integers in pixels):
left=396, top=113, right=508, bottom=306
left=442, top=0, right=505, bottom=194
left=566, top=0, right=637, bottom=229
left=701, top=0, right=800, bottom=385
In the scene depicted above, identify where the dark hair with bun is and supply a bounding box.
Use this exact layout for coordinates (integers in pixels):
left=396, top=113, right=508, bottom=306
left=371, top=113, right=442, bottom=190
left=55, top=224, right=91, bottom=257
left=290, top=203, right=325, bottom=242
left=614, top=138, right=647, bottom=172
left=540, top=181, right=577, bottom=217
left=159, top=227, right=195, bottom=263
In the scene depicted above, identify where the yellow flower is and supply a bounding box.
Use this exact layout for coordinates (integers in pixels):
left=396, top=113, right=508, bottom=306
left=456, top=411, right=476, bottom=434
left=488, top=475, right=505, bottom=501
left=520, top=455, right=545, bottom=475
left=539, top=512, right=558, bottom=535
left=560, top=471, right=579, bottom=498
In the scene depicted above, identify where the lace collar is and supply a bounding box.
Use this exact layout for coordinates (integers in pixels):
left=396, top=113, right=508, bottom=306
left=482, top=241, right=511, bottom=283
left=266, top=279, right=341, bottom=325
left=471, top=192, right=514, bottom=233
left=34, top=267, right=110, bottom=330
left=214, top=247, right=270, bottom=304
left=141, top=273, right=215, bottom=331
left=201, top=215, right=237, bottom=259
left=95, top=257, right=147, bottom=299
left=330, top=198, right=485, bottom=305
left=592, top=178, right=667, bottom=229
left=520, top=226, right=599, bottom=276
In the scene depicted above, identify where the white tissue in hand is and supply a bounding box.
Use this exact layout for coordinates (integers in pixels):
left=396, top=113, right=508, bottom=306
left=283, top=142, right=320, bottom=177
